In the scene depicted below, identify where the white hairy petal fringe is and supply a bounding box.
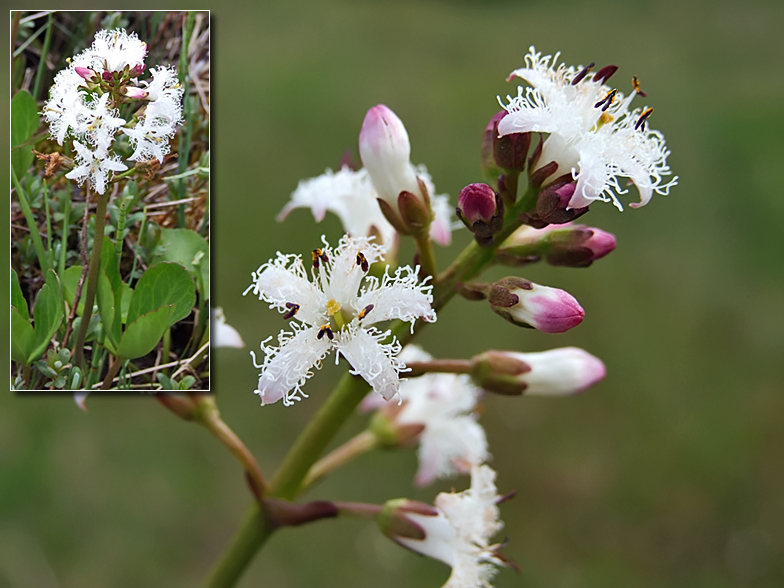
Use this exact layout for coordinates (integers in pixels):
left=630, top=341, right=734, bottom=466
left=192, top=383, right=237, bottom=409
left=251, top=324, right=331, bottom=406
left=335, top=324, right=404, bottom=401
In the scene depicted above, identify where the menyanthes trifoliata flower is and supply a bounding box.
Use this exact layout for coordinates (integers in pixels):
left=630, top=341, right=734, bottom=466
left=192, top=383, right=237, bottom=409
left=361, top=345, right=489, bottom=487
left=498, top=46, right=677, bottom=210
left=244, top=235, right=436, bottom=406
left=380, top=465, right=508, bottom=588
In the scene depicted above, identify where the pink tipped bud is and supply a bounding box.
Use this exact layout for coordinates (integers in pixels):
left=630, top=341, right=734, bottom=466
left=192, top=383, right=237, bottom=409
left=129, top=63, right=146, bottom=77
left=74, top=66, right=94, bottom=81
left=500, top=224, right=616, bottom=267
left=102, top=71, right=114, bottom=81
left=458, top=183, right=497, bottom=225
left=487, top=277, right=584, bottom=333
left=359, top=105, right=423, bottom=209
left=457, top=183, right=503, bottom=245
left=124, top=86, right=149, bottom=99
left=531, top=179, right=589, bottom=226
left=471, top=347, right=605, bottom=396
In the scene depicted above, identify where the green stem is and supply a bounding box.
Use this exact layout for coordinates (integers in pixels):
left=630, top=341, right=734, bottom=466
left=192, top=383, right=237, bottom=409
left=12, top=167, right=49, bottom=274
left=271, top=372, right=371, bottom=500
left=404, top=359, right=472, bottom=377
left=301, top=430, right=378, bottom=493
left=193, top=396, right=269, bottom=497
left=59, top=183, right=71, bottom=279
left=43, top=179, right=53, bottom=267
left=412, top=231, right=437, bottom=278
left=101, top=355, right=123, bottom=390
left=73, top=189, right=109, bottom=368
left=32, top=13, right=53, bottom=101
left=203, top=505, right=275, bottom=588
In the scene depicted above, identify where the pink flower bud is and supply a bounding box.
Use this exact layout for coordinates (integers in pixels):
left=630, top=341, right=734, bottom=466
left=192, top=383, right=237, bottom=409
left=471, top=347, right=605, bottom=396
left=458, top=183, right=497, bottom=225
left=487, top=277, right=584, bottom=333
left=500, top=223, right=616, bottom=267
left=74, top=66, right=94, bottom=81
left=124, top=86, right=149, bottom=99
left=102, top=71, right=114, bottom=81
left=359, top=105, right=422, bottom=208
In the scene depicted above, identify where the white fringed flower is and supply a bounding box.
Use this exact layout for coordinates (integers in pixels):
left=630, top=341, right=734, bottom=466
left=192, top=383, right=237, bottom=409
left=279, top=166, right=398, bottom=248
left=498, top=46, right=677, bottom=210
left=362, top=345, right=489, bottom=486
left=279, top=165, right=454, bottom=249
left=244, top=236, right=436, bottom=406
left=391, top=465, right=507, bottom=588
left=65, top=140, right=127, bottom=195
left=88, top=28, right=147, bottom=73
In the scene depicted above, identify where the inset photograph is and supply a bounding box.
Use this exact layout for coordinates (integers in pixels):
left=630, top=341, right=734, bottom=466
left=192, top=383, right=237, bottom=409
left=11, top=11, right=210, bottom=392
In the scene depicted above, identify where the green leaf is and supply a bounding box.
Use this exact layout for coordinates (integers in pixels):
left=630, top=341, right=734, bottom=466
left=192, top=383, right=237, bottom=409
left=151, top=228, right=208, bottom=278
left=30, top=269, right=65, bottom=363
left=126, top=262, right=196, bottom=329
left=11, top=269, right=29, bottom=321
left=96, top=236, right=123, bottom=347
left=62, top=265, right=85, bottom=316
left=11, top=90, right=39, bottom=179
left=11, top=90, right=38, bottom=147
left=11, top=306, right=36, bottom=365
left=116, top=305, right=174, bottom=360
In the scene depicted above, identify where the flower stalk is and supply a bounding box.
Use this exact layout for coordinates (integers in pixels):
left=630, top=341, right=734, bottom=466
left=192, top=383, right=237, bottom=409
left=73, top=187, right=108, bottom=368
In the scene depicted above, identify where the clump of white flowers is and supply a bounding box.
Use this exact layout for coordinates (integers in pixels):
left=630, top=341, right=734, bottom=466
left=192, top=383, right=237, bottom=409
left=44, top=28, right=183, bottom=194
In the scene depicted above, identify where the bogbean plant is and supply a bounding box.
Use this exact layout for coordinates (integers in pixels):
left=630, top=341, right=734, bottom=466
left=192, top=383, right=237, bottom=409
left=194, top=47, right=677, bottom=587
left=11, top=14, right=210, bottom=392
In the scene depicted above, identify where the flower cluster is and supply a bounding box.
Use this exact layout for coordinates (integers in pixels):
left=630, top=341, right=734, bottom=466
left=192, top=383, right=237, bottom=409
left=498, top=46, right=677, bottom=210
left=244, top=236, right=436, bottom=405
left=44, top=29, right=183, bottom=193
left=237, top=48, right=676, bottom=588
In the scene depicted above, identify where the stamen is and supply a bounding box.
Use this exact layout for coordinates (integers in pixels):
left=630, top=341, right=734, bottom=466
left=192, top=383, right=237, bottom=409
left=317, top=324, right=334, bottom=341
left=593, top=65, right=618, bottom=85
left=283, top=302, right=300, bottom=319
left=357, top=304, right=375, bottom=320
left=312, top=248, right=329, bottom=269
left=572, top=62, right=595, bottom=85
left=356, top=252, right=369, bottom=272
left=632, top=75, right=647, bottom=97
left=635, top=107, right=654, bottom=131
left=594, top=89, right=617, bottom=111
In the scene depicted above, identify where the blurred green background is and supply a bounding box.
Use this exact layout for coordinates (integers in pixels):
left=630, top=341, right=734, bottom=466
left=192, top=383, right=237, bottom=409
left=4, top=1, right=784, bottom=587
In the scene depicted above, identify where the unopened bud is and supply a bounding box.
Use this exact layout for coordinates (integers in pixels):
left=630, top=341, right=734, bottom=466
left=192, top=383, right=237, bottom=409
left=102, top=71, right=113, bottom=81
left=456, top=183, right=503, bottom=244
left=481, top=112, right=505, bottom=183
left=499, top=223, right=616, bottom=267
left=493, top=120, right=530, bottom=173
left=124, top=86, right=149, bottom=99
left=471, top=347, right=606, bottom=395
left=74, top=66, right=94, bottom=81
left=360, top=105, right=432, bottom=235
left=486, top=277, right=584, bottom=333
left=129, top=63, right=146, bottom=77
